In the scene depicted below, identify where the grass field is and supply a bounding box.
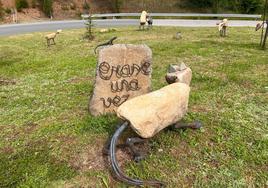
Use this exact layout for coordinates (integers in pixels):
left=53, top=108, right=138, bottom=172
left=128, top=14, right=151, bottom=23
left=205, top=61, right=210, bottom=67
left=0, top=26, right=267, bottom=187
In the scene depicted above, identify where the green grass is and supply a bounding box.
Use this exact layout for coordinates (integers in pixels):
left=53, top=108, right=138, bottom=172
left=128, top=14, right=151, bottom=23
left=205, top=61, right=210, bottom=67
left=0, top=27, right=267, bottom=187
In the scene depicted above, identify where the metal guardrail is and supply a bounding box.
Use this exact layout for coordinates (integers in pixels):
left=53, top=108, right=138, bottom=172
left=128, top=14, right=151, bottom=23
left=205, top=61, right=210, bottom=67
left=82, top=13, right=262, bottom=19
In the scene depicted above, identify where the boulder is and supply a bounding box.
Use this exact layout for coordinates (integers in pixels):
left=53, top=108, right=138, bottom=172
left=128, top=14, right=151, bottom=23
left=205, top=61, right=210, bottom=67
left=89, top=44, right=153, bottom=116
left=117, top=83, right=190, bottom=138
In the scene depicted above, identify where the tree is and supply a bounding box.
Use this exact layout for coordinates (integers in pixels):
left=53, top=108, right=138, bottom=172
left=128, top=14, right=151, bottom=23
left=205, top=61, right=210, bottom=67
left=15, top=0, right=29, bottom=12
left=84, top=15, right=94, bottom=41
left=0, top=1, right=4, bottom=19
left=114, top=0, right=122, bottom=13
left=42, top=0, right=53, bottom=18
left=83, top=1, right=94, bottom=41
left=83, top=0, right=90, bottom=13
left=239, top=0, right=263, bottom=13
left=186, top=0, right=213, bottom=8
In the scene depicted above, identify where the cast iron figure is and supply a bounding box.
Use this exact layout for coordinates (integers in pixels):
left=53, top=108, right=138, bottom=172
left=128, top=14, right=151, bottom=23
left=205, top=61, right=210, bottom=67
left=94, top=37, right=117, bottom=54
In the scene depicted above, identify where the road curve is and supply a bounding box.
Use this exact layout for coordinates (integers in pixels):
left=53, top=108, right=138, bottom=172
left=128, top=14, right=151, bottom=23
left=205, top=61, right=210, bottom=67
left=0, top=19, right=259, bottom=36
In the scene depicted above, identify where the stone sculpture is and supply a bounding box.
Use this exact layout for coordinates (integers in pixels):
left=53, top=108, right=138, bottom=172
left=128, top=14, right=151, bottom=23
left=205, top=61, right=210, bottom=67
left=106, top=62, right=202, bottom=187
left=45, top=29, right=62, bottom=47
left=217, top=18, right=228, bottom=37
left=89, top=44, right=152, bottom=116
left=139, top=10, right=148, bottom=30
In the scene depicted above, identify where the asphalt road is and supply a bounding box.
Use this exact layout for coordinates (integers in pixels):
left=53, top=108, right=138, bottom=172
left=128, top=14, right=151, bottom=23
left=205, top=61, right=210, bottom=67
left=0, top=19, right=259, bottom=36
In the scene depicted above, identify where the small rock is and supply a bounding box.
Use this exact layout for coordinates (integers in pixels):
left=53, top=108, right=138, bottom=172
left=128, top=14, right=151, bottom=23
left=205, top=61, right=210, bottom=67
left=174, top=32, right=182, bottom=40
left=100, top=28, right=109, bottom=33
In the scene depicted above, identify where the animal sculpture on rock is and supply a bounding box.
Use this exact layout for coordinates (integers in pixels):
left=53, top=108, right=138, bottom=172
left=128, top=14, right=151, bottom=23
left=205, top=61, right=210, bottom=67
left=105, top=63, right=202, bottom=187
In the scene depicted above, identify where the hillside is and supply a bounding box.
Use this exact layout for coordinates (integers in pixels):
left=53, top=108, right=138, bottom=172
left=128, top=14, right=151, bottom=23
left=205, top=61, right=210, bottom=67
left=0, top=0, right=266, bottom=23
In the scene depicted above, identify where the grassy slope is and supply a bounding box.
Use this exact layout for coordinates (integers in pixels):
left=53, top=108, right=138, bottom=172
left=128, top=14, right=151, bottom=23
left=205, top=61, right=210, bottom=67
left=0, top=27, right=267, bottom=187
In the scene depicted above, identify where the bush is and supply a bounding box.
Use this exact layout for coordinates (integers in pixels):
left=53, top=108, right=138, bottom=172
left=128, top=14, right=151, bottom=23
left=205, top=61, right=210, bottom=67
left=40, top=0, right=53, bottom=17
left=186, top=0, right=213, bottom=8
left=61, top=4, right=69, bottom=11
left=114, top=0, right=122, bottom=13
left=83, top=0, right=90, bottom=12
left=183, top=0, right=264, bottom=14
left=16, top=0, right=29, bottom=11
left=70, top=2, right=76, bottom=10
left=0, top=1, right=3, bottom=19
left=237, top=0, right=263, bottom=14
left=5, top=8, right=12, bottom=14
left=32, top=0, right=37, bottom=8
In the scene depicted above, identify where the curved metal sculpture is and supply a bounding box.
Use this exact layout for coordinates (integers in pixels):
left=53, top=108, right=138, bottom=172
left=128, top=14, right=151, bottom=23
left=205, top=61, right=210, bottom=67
left=109, top=121, right=166, bottom=187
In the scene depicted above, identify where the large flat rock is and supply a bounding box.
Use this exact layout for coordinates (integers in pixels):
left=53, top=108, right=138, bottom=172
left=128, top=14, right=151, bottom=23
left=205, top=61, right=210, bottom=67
left=89, top=44, right=152, bottom=116
left=117, top=83, right=190, bottom=138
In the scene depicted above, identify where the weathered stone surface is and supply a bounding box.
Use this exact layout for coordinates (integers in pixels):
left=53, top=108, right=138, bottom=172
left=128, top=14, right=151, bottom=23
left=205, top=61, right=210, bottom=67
left=89, top=44, right=152, bottom=116
left=117, top=83, right=190, bottom=138
left=166, top=64, right=192, bottom=85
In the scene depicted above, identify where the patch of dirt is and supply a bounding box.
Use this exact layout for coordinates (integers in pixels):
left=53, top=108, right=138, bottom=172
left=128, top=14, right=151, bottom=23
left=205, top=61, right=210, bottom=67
left=62, top=175, right=101, bottom=188
left=189, top=104, right=210, bottom=113
left=69, top=137, right=134, bottom=172
left=0, top=77, right=16, bottom=86
left=2, top=122, right=38, bottom=142
left=69, top=137, right=106, bottom=171
left=23, top=122, right=38, bottom=134
left=0, top=146, right=14, bottom=155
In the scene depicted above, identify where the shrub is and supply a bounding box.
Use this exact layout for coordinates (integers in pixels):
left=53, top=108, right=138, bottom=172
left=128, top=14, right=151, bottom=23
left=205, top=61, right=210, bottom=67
left=83, top=0, right=90, bottom=12
left=15, top=0, right=29, bottom=11
left=61, top=4, right=69, bottom=11
left=186, top=0, right=213, bottom=8
left=114, top=0, right=122, bottom=13
left=84, top=15, right=94, bottom=41
left=32, top=0, right=37, bottom=8
left=83, top=2, right=94, bottom=41
left=40, top=0, right=53, bottom=17
left=70, top=2, right=76, bottom=10
left=5, top=8, right=12, bottom=14
left=0, top=1, right=3, bottom=19
left=237, top=0, right=263, bottom=14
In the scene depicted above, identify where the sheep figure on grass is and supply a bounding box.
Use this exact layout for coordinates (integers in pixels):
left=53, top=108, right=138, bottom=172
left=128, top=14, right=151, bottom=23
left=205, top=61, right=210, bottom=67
left=217, top=19, right=228, bottom=37
left=45, top=29, right=62, bottom=47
